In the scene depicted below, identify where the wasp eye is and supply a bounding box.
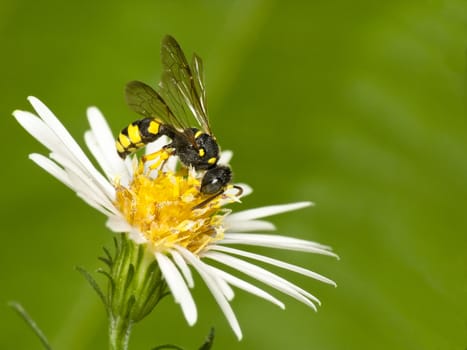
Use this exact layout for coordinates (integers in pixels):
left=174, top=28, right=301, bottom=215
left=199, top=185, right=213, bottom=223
left=200, top=166, right=232, bottom=194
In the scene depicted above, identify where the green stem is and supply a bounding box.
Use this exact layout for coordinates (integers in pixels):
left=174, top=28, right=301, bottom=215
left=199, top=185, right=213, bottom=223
left=99, top=234, right=168, bottom=350
left=109, top=315, right=132, bottom=350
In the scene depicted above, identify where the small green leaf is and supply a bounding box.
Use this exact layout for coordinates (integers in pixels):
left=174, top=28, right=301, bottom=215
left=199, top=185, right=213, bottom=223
left=98, top=256, right=113, bottom=267
left=198, top=328, right=215, bottom=350
left=151, top=344, right=184, bottom=350
left=8, top=301, right=53, bottom=350
left=126, top=295, right=136, bottom=318
left=97, top=268, right=115, bottom=297
left=102, top=246, right=113, bottom=263
left=113, top=236, right=120, bottom=252
left=125, top=264, right=135, bottom=289
left=76, top=266, right=107, bottom=306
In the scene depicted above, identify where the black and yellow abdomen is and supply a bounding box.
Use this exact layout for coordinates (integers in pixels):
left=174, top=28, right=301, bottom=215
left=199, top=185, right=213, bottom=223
left=116, top=117, right=163, bottom=158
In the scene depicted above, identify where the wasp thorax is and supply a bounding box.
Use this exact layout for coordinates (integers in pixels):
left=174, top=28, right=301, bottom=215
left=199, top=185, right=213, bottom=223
left=175, top=128, right=220, bottom=170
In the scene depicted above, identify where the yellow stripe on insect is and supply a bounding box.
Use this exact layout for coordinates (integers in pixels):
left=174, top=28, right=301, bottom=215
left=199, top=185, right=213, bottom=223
left=199, top=148, right=205, bottom=157
left=128, top=124, right=142, bottom=144
left=119, top=134, right=131, bottom=148
left=208, top=157, right=217, bottom=165
left=116, top=141, right=125, bottom=153
left=148, top=120, right=160, bottom=135
left=194, top=130, right=203, bottom=139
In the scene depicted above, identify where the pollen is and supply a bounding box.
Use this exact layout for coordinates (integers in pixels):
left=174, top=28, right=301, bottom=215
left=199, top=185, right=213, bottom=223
left=114, top=161, right=233, bottom=255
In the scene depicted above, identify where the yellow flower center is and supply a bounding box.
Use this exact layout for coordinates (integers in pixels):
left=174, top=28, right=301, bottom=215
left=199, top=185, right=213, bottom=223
left=114, top=161, right=234, bottom=255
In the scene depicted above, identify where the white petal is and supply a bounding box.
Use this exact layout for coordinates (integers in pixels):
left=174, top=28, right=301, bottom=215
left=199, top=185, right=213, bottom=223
left=171, top=250, right=194, bottom=288
left=145, top=135, right=169, bottom=155
left=124, top=156, right=134, bottom=177
left=214, top=276, right=235, bottom=301
left=74, top=191, right=115, bottom=216
left=205, top=251, right=320, bottom=311
left=27, top=96, right=115, bottom=199
left=226, top=202, right=313, bottom=223
left=218, top=150, right=233, bottom=165
left=29, top=153, right=72, bottom=189
left=156, top=252, right=197, bottom=326
left=127, top=229, right=148, bottom=244
left=86, top=107, right=131, bottom=184
left=106, top=215, right=135, bottom=233
left=222, top=233, right=338, bottom=258
left=164, top=154, right=179, bottom=172
left=85, top=128, right=130, bottom=187
left=14, top=110, right=62, bottom=152
left=50, top=152, right=117, bottom=213
left=21, top=98, right=116, bottom=205
left=86, top=109, right=118, bottom=177
left=30, top=153, right=115, bottom=216
left=176, top=247, right=243, bottom=340
left=84, top=131, right=111, bottom=177
left=206, top=264, right=285, bottom=309
left=210, top=245, right=336, bottom=286
left=226, top=219, right=276, bottom=232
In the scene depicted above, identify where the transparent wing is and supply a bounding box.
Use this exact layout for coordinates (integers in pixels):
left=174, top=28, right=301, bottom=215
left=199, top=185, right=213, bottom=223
left=160, top=35, right=212, bottom=134
left=125, top=80, right=185, bottom=131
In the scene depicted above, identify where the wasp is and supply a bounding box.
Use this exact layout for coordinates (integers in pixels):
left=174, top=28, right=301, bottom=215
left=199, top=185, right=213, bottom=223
left=116, top=35, right=233, bottom=197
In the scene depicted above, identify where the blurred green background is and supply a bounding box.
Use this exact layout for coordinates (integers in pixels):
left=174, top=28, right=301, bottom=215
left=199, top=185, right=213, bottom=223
left=1, top=0, right=467, bottom=349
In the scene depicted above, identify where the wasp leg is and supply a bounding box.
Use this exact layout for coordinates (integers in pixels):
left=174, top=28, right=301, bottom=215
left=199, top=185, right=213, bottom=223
left=192, top=185, right=244, bottom=210
left=192, top=191, right=223, bottom=210
left=142, top=148, right=173, bottom=170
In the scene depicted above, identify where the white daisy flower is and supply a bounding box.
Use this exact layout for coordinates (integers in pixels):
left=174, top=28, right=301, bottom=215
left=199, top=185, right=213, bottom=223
left=13, top=96, right=337, bottom=340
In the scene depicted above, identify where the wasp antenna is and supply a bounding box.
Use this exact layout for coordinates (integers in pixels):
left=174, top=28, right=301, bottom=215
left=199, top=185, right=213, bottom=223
left=233, top=185, right=244, bottom=197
